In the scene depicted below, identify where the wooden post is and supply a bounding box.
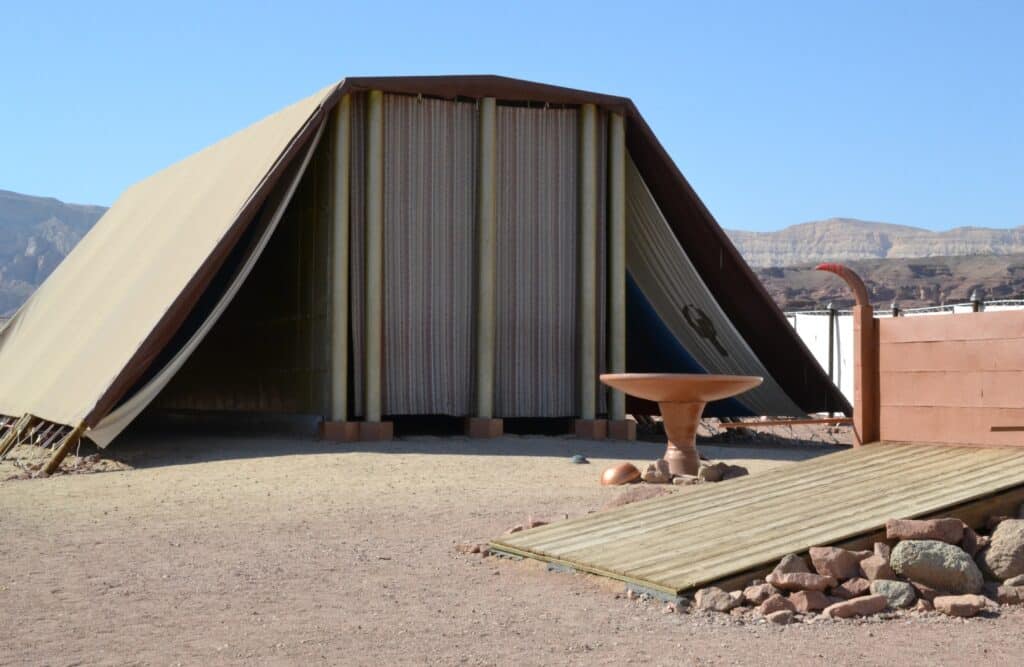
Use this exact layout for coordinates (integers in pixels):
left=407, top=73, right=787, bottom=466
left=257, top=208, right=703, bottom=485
left=573, top=103, right=605, bottom=440
left=466, top=97, right=502, bottom=438
left=40, top=422, right=86, bottom=476
left=321, top=95, right=359, bottom=442
left=360, top=89, right=391, bottom=440
left=606, top=113, right=633, bottom=440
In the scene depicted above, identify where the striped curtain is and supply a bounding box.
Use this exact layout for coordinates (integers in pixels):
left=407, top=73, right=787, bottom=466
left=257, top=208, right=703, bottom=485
left=381, top=95, right=477, bottom=415
left=494, top=106, right=580, bottom=417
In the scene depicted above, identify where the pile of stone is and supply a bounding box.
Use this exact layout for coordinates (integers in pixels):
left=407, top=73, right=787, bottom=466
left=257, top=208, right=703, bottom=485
left=640, top=459, right=749, bottom=485
left=678, top=512, right=1024, bottom=624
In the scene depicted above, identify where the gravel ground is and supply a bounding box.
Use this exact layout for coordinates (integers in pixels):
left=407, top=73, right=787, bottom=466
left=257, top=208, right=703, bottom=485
left=1, top=431, right=1021, bottom=666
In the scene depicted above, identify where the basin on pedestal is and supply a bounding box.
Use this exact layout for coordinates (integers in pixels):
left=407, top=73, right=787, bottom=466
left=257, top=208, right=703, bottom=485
left=600, top=373, right=763, bottom=477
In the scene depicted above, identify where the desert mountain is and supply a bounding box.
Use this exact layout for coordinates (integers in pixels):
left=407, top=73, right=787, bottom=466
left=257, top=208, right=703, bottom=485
left=0, top=189, right=106, bottom=315
left=1, top=190, right=1021, bottom=316
left=727, top=218, right=1024, bottom=268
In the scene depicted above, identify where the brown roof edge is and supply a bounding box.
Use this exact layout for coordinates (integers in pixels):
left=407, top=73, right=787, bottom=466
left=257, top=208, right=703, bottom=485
left=86, top=75, right=847, bottom=428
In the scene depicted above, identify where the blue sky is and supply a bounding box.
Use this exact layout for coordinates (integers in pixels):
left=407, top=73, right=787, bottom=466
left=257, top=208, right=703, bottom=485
left=2, top=1, right=1021, bottom=231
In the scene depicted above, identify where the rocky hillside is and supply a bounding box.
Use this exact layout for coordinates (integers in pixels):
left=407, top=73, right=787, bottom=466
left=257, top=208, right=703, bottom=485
left=757, top=253, right=1024, bottom=311
left=727, top=219, right=1024, bottom=268
left=0, top=190, right=106, bottom=315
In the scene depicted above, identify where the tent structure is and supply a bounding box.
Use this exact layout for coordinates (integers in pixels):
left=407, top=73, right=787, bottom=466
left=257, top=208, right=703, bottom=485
left=0, top=75, right=848, bottom=472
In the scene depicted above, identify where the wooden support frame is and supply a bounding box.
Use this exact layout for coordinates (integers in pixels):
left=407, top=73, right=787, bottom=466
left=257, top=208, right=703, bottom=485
left=40, top=423, right=86, bottom=476
left=0, top=414, right=35, bottom=460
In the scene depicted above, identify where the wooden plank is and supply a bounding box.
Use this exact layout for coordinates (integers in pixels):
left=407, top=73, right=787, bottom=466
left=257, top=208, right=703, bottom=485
left=720, top=418, right=851, bottom=428
left=491, top=443, right=1024, bottom=595
left=880, top=406, right=1024, bottom=447
left=878, top=309, right=1024, bottom=344
left=879, top=338, right=1024, bottom=372
left=880, top=370, right=1024, bottom=409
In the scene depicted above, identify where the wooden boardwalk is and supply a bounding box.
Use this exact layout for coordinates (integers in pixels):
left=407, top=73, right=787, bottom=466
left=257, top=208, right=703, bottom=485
left=490, top=443, right=1024, bottom=595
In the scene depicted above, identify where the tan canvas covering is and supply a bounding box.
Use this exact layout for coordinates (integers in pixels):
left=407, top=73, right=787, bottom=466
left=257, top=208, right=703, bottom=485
left=0, top=83, right=338, bottom=441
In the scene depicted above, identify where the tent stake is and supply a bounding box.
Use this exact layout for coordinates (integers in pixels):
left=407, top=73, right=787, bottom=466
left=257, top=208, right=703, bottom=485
left=39, top=423, right=86, bottom=476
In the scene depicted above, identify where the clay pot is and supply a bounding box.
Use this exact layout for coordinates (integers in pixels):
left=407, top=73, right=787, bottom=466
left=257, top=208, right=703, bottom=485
left=601, top=462, right=641, bottom=486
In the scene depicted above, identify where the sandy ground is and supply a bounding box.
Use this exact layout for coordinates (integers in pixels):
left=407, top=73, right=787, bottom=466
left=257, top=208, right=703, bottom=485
left=2, top=430, right=1022, bottom=666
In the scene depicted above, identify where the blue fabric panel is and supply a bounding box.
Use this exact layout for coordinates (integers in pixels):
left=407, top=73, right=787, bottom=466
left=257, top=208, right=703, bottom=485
left=626, top=273, right=752, bottom=418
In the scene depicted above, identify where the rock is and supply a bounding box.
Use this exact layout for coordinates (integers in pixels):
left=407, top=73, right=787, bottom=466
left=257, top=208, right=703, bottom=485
left=886, top=518, right=965, bottom=544
left=722, top=464, right=749, bottom=480
left=789, top=590, right=830, bottom=612
left=851, top=550, right=873, bottom=562
left=729, top=590, right=744, bottom=603
left=859, top=554, right=896, bottom=581
left=526, top=516, right=548, bottom=529
left=672, top=475, right=700, bottom=486
left=743, top=583, right=780, bottom=605
left=993, top=586, right=1024, bottom=605
left=1004, top=574, right=1024, bottom=587
left=830, top=577, right=871, bottom=599
left=809, top=546, right=862, bottom=580
left=570, top=454, right=589, bottom=464
left=822, top=594, right=888, bottom=619
left=976, top=519, right=1024, bottom=581
left=869, top=579, right=917, bottom=609
left=757, top=594, right=796, bottom=616
left=910, top=581, right=942, bottom=602
left=959, top=526, right=982, bottom=557
left=697, top=462, right=728, bottom=482
left=625, top=589, right=639, bottom=600
left=771, top=553, right=811, bottom=576
left=641, top=460, right=672, bottom=484
left=766, top=572, right=837, bottom=592
left=873, top=542, right=892, bottom=561
left=694, top=587, right=738, bottom=612
left=890, top=540, right=983, bottom=594
left=455, top=542, right=481, bottom=554
left=766, top=610, right=795, bottom=625
left=933, top=594, right=990, bottom=618
left=915, top=599, right=934, bottom=613
left=505, top=524, right=524, bottom=534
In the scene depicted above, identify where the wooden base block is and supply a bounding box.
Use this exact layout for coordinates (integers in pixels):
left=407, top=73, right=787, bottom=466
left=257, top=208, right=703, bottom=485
left=465, top=418, right=503, bottom=439
left=359, top=421, right=393, bottom=441
left=607, top=419, right=636, bottom=441
left=574, top=419, right=607, bottom=440
left=319, top=420, right=360, bottom=442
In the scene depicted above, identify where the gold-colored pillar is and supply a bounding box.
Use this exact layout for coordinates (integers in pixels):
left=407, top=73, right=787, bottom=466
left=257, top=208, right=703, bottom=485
left=606, top=112, right=633, bottom=440
left=360, top=89, right=391, bottom=440
left=321, top=95, right=359, bottom=441
left=467, top=97, right=502, bottom=438
left=574, top=103, right=605, bottom=439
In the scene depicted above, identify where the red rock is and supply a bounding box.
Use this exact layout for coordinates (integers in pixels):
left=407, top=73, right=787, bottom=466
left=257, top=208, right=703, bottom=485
left=809, top=546, right=861, bottom=580
left=789, top=590, right=830, bottom=612
left=822, top=594, right=888, bottom=619
left=885, top=518, right=965, bottom=544
left=743, top=582, right=780, bottom=605
left=986, top=515, right=1013, bottom=532
left=852, top=550, right=873, bottom=562
left=994, top=586, right=1024, bottom=605
left=757, top=594, right=796, bottom=615
left=910, top=581, right=942, bottom=602
left=830, top=577, right=871, bottom=599
left=934, top=594, right=990, bottom=617
left=859, top=554, right=896, bottom=581
left=873, top=542, right=892, bottom=560
left=766, top=571, right=837, bottom=592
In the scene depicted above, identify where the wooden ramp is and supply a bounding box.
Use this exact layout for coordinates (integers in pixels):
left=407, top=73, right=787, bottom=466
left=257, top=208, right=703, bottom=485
left=490, top=443, right=1024, bottom=595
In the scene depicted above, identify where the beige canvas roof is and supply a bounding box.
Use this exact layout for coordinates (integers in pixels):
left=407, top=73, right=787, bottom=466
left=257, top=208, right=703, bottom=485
left=0, top=82, right=339, bottom=440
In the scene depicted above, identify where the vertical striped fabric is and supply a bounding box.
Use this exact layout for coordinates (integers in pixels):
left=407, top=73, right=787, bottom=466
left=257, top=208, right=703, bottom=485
left=381, top=95, right=477, bottom=415
left=625, top=157, right=804, bottom=416
left=494, top=106, right=581, bottom=417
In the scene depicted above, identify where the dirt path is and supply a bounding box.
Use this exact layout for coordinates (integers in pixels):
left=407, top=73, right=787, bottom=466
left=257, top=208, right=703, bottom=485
left=1, top=433, right=1021, bottom=665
